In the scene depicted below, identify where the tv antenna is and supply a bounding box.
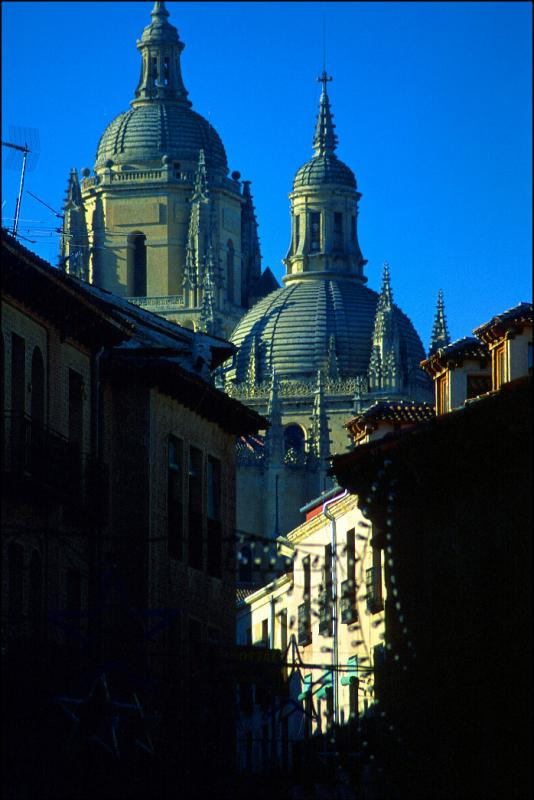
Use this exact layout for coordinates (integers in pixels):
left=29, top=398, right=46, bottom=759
left=2, top=125, right=40, bottom=237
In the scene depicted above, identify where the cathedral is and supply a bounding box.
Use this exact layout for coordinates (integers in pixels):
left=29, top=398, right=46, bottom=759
left=61, top=1, right=443, bottom=553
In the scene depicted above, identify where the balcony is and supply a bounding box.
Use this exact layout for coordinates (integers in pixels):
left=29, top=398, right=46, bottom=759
left=340, top=579, right=357, bottom=624
left=297, top=603, right=312, bottom=646
left=318, top=588, right=333, bottom=637
left=3, top=413, right=108, bottom=518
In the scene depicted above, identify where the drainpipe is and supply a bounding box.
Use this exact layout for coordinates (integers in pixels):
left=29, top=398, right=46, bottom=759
left=322, top=489, right=348, bottom=727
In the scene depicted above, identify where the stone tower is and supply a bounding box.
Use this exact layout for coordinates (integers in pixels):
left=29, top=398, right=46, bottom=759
left=226, top=73, right=433, bottom=548
left=60, top=1, right=277, bottom=339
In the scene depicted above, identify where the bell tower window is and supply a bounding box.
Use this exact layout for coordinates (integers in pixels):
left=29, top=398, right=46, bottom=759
left=294, top=215, right=300, bottom=252
left=334, top=212, right=343, bottom=250
left=127, top=232, right=147, bottom=296
left=310, top=212, right=321, bottom=252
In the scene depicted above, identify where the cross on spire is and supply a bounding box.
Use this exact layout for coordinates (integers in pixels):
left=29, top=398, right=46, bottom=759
left=317, top=69, right=333, bottom=90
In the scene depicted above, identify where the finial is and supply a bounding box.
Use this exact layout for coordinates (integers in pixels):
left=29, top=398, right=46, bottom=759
left=380, top=261, right=393, bottom=308
left=313, top=72, right=337, bottom=156
left=151, top=1, right=169, bottom=19
left=429, top=289, right=451, bottom=356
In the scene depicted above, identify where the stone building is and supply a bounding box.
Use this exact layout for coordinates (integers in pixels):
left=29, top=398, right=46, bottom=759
left=2, top=229, right=265, bottom=800
left=60, top=1, right=277, bottom=339
left=58, top=1, right=436, bottom=562
left=330, top=302, right=532, bottom=799
left=226, top=73, right=434, bottom=549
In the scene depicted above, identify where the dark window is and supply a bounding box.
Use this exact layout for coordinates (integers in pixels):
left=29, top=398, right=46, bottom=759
left=132, top=233, right=147, bottom=296
left=168, top=437, right=184, bottom=559
left=310, top=212, right=320, bottom=251
left=11, top=333, right=25, bottom=414
left=30, top=347, right=45, bottom=425
left=279, top=608, right=288, bottom=652
left=366, top=546, right=383, bottom=613
left=294, top=215, right=300, bottom=251
left=298, top=555, right=312, bottom=645
left=437, top=373, right=448, bottom=414
left=466, top=374, right=491, bottom=399
left=341, top=529, right=357, bottom=624
left=68, top=369, right=84, bottom=445
left=188, top=447, right=203, bottom=569
left=227, top=240, right=235, bottom=304
left=351, top=215, right=356, bottom=242
left=494, top=344, right=506, bottom=389
left=239, top=545, right=253, bottom=583
left=207, top=456, right=222, bottom=577
left=284, top=424, right=305, bottom=455
left=163, top=56, right=169, bottom=85
left=333, top=212, right=343, bottom=249
left=261, top=618, right=269, bottom=646
left=319, top=545, right=333, bottom=636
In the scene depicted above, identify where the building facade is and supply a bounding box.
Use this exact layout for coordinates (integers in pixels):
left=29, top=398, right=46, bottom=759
left=2, top=229, right=266, bottom=800
left=331, top=302, right=533, bottom=799
left=60, top=1, right=277, bottom=340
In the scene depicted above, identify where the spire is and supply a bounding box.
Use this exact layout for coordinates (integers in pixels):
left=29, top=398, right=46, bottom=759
left=378, top=261, right=393, bottom=311
left=429, top=290, right=451, bottom=356
left=313, top=71, right=338, bottom=156
left=308, top=370, right=331, bottom=464
left=265, top=369, right=284, bottom=463
left=60, top=168, right=89, bottom=280
left=368, top=263, right=403, bottom=393
left=192, top=149, right=209, bottom=203
left=133, top=1, right=191, bottom=107
left=199, top=245, right=216, bottom=335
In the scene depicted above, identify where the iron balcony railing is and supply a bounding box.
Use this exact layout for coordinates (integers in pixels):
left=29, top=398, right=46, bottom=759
left=3, top=412, right=108, bottom=518
left=297, top=602, right=312, bottom=646
left=340, top=579, right=358, bottom=624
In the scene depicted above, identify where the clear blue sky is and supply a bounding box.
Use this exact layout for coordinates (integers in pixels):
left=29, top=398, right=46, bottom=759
left=2, top=1, right=532, bottom=347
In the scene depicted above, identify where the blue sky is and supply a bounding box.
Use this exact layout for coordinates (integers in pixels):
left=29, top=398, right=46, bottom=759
left=2, top=1, right=532, bottom=347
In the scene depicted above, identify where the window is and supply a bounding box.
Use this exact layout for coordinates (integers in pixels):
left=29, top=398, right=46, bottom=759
left=279, top=609, right=288, bottom=652
left=294, top=215, right=300, bottom=251
left=238, top=545, right=253, bottom=583
left=163, top=56, right=170, bottom=86
left=261, top=618, right=269, bottom=646
left=333, top=212, right=343, bottom=249
left=188, top=447, right=203, bottom=569
left=11, top=333, right=25, bottom=415
left=351, top=215, right=356, bottom=242
left=436, top=373, right=449, bottom=414
left=168, top=437, right=184, bottom=560
left=494, top=343, right=507, bottom=389
left=30, top=347, right=45, bottom=425
left=466, top=374, right=491, bottom=400
left=366, top=546, right=383, bottom=613
left=127, top=232, right=147, bottom=296
left=310, top=212, right=321, bottom=252
left=227, top=240, right=235, bottom=303
left=341, top=529, right=357, bottom=624
left=207, top=456, right=222, bottom=577
left=284, top=423, right=305, bottom=464
left=319, top=545, right=333, bottom=636
left=298, top=555, right=312, bottom=645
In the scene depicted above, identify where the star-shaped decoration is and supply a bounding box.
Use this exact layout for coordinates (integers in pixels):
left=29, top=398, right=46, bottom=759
left=57, top=672, right=155, bottom=758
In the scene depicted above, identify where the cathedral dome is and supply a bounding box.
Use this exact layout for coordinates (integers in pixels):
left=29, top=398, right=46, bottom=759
left=293, top=153, right=356, bottom=190
left=95, top=103, right=228, bottom=171
left=227, top=278, right=427, bottom=384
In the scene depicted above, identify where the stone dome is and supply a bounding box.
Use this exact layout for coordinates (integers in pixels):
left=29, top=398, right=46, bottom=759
left=227, top=279, right=427, bottom=384
left=293, top=154, right=356, bottom=191
left=95, top=103, right=228, bottom=171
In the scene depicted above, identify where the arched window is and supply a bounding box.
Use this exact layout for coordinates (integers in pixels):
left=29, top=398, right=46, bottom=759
left=30, top=347, right=45, bottom=425
left=238, top=545, right=253, bottom=584
left=127, top=231, right=147, bottom=296
left=227, top=239, right=235, bottom=304
left=284, top=424, right=306, bottom=454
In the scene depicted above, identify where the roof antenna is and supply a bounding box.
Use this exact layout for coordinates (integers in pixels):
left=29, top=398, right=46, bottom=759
left=27, top=190, right=64, bottom=220
left=2, top=126, right=40, bottom=238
